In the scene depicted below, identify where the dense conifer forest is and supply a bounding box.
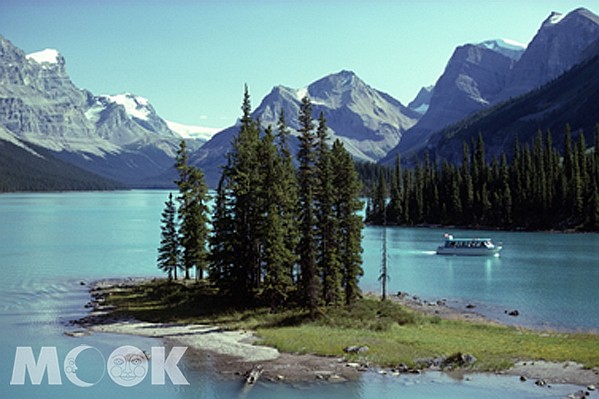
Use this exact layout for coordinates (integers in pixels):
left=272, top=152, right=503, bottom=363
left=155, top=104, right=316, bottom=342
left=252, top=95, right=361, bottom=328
left=0, top=138, right=122, bottom=192
left=365, top=126, right=599, bottom=231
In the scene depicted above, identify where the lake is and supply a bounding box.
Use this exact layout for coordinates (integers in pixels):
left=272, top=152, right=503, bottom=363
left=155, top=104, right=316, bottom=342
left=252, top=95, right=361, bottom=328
left=0, top=190, right=595, bottom=398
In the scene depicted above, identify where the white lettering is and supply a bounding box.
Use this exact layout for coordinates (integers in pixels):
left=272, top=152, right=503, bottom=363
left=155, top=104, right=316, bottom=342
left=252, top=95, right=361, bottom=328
left=10, top=347, right=62, bottom=385
left=151, top=346, right=189, bottom=385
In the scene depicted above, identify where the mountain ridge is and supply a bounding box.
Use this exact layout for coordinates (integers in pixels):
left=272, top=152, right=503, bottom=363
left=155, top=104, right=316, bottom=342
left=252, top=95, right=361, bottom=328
left=191, top=70, right=421, bottom=186
left=382, top=7, right=599, bottom=164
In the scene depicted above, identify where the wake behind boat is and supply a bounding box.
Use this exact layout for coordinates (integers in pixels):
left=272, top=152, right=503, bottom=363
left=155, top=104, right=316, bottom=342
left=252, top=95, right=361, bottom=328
left=436, top=234, right=502, bottom=256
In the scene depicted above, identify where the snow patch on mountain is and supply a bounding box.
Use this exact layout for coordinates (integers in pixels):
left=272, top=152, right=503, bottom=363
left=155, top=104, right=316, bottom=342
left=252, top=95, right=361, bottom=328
left=26, top=49, right=60, bottom=65
left=413, top=103, right=429, bottom=114
left=548, top=12, right=566, bottom=24
left=165, top=120, right=220, bottom=141
left=84, top=100, right=105, bottom=124
left=477, top=39, right=526, bottom=60
left=296, top=87, right=308, bottom=101
left=102, top=93, right=151, bottom=121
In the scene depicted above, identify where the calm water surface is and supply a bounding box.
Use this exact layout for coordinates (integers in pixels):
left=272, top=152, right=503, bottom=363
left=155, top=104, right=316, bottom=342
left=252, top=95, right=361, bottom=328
left=0, top=190, right=595, bottom=398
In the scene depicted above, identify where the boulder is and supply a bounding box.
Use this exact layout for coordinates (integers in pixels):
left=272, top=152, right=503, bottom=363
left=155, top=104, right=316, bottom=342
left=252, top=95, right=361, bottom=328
left=442, top=352, right=477, bottom=369
left=343, top=345, right=369, bottom=354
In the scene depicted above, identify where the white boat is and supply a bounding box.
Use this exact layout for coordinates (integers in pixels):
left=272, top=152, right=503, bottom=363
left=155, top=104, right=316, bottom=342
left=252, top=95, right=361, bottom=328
left=436, top=234, right=502, bottom=256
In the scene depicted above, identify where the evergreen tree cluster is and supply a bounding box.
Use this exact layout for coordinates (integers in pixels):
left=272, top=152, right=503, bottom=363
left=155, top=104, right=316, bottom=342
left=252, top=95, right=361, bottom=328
left=366, top=126, right=599, bottom=231
left=157, top=141, right=210, bottom=280
left=208, top=88, right=364, bottom=311
left=158, top=89, right=365, bottom=311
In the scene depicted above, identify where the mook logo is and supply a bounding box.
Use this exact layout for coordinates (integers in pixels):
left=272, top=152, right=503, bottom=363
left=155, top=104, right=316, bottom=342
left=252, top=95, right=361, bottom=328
left=10, top=345, right=189, bottom=387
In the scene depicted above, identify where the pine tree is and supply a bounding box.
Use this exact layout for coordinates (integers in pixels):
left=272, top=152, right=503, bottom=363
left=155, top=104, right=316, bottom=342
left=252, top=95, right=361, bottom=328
left=369, top=172, right=387, bottom=224
left=180, top=167, right=210, bottom=280
left=275, top=110, right=300, bottom=284
left=157, top=193, right=180, bottom=281
left=209, top=172, right=236, bottom=292
left=297, top=96, right=320, bottom=315
left=210, top=86, right=262, bottom=301
left=259, top=126, right=295, bottom=309
left=230, top=86, right=263, bottom=295
left=315, top=113, right=342, bottom=305
left=174, top=141, right=210, bottom=280
left=387, top=156, right=404, bottom=224
left=331, top=139, right=364, bottom=306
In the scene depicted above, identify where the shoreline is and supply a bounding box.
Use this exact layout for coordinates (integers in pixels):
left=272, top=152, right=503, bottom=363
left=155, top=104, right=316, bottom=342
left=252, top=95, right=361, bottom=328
left=73, top=278, right=599, bottom=389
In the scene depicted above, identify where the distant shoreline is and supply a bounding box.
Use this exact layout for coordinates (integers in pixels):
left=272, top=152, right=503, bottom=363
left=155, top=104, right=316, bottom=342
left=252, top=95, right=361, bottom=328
left=72, top=278, right=599, bottom=389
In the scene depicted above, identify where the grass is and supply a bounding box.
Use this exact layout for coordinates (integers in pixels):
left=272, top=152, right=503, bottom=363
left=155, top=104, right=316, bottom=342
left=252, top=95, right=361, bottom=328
left=102, top=279, right=599, bottom=371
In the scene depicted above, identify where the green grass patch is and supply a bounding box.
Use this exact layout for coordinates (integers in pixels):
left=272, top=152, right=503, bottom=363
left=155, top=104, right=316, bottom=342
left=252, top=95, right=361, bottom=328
left=102, top=279, right=599, bottom=371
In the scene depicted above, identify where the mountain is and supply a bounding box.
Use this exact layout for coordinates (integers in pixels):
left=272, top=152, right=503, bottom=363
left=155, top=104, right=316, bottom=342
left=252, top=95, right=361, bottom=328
left=425, top=51, right=599, bottom=163
left=165, top=120, right=220, bottom=142
left=502, top=8, right=599, bottom=99
left=383, top=39, right=524, bottom=163
left=0, top=35, right=203, bottom=188
left=407, top=85, right=433, bottom=115
left=382, top=7, right=599, bottom=164
left=191, top=70, right=421, bottom=186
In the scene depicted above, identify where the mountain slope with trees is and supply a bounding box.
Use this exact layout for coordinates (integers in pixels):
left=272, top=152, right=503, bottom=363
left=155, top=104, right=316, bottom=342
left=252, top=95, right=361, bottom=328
left=0, top=128, right=121, bottom=192
left=427, top=53, right=599, bottom=164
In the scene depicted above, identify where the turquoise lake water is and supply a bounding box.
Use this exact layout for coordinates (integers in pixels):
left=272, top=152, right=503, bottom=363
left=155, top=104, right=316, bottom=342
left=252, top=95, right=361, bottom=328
left=0, top=190, right=595, bottom=398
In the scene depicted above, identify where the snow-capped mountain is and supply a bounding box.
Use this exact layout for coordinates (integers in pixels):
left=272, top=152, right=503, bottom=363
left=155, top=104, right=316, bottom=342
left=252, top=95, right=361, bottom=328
left=428, top=39, right=599, bottom=163
left=384, top=39, right=524, bottom=162
left=501, top=7, right=599, bottom=99
left=0, top=35, right=202, bottom=186
left=192, top=70, right=421, bottom=186
left=165, top=120, right=220, bottom=142
left=476, top=39, right=526, bottom=61
left=84, top=92, right=179, bottom=147
left=383, top=7, right=599, bottom=164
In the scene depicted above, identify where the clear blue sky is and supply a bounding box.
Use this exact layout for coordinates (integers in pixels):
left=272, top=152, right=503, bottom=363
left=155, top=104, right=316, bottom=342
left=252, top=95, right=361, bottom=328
left=1, top=0, right=598, bottom=130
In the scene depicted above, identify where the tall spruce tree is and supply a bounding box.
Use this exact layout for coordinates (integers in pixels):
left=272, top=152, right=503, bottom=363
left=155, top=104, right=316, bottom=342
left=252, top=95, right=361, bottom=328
left=157, top=193, right=180, bottom=280
left=209, top=172, right=236, bottom=292
left=331, top=139, right=364, bottom=306
left=214, top=86, right=263, bottom=301
left=276, top=110, right=300, bottom=284
left=175, top=140, right=210, bottom=280
left=315, top=113, right=342, bottom=305
left=297, top=96, right=320, bottom=315
left=259, top=125, right=296, bottom=309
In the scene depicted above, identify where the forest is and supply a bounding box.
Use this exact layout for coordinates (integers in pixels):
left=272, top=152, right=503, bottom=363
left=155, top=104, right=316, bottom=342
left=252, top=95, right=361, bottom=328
left=365, top=125, right=599, bottom=231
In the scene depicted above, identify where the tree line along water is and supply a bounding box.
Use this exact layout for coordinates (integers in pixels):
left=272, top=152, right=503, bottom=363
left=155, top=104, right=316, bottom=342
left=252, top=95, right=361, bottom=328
left=364, top=125, right=599, bottom=231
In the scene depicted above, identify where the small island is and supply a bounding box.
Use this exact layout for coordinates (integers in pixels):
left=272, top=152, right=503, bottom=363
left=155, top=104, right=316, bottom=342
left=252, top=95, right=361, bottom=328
left=76, top=277, right=599, bottom=389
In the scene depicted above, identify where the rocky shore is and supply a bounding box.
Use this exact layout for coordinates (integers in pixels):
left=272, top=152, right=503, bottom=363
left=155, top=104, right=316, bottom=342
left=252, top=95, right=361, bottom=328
left=72, top=278, right=599, bottom=390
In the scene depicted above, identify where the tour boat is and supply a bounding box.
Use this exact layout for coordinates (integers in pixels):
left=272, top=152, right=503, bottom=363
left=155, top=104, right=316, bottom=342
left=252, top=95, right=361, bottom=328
left=436, top=234, right=502, bottom=256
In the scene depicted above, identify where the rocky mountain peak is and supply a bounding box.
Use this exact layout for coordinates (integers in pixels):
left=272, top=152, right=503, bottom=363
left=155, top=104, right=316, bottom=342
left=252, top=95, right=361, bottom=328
left=308, top=70, right=366, bottom=106
left=542, top=8, right=599, bottom=28
left=475, top=39, right=526, bottom=61
left=503, top=7, right=599, bottom=100
left=408, top=85, right=434, bottom=115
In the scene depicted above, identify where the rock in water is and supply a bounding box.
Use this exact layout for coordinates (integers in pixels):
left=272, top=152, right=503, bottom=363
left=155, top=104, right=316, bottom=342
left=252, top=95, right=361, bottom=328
left=245, top=365, right=263, bottom=385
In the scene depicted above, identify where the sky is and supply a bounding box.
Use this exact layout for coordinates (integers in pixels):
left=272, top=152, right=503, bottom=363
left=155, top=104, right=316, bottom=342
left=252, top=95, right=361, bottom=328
left=1, top=0, right=599, bottom=131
